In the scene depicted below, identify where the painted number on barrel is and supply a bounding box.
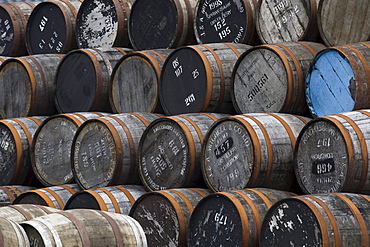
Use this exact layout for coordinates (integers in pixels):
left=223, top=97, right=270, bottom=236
left=39, top=16, right=48, bottom=32
left=185, top=94, right=196, bottom=106
left=214, top=212, right=228, bottom=225
left=312, top=159, right=335, bottom=175
left=214, top=137, right=234, bottom=159
left=317, top=138, right=331, bottom=147
left=172, top=57, right=183, bottom=77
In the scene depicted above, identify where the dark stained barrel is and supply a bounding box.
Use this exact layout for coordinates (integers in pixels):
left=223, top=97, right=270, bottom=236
left=232, top=41, right=326, bottom=116
left=138, top=113, right=228, bottom=191
left=159, top=43, right=252, bottom=115
left=194, top=0, right=260, bottom=45
left=54, top=47, right=131, bottom=114
left=255, top=0, right=320, bottom=44
left=64, top=185, right=147, bottom=214
left=188, top=188, right=296, bottom=247
left=318, top=0, right=370, bottom=47
left=0, top=204, right=60, bottom=222
left=0, top=116, right=47, bottom=186
left=294, top=109, right=370, bottom=194
left=26, top=0, right=83, bottom=54
left=0, top=217, right=29, bottom=246
left=72, top=112, right=162, bottom=190
left=0, top=185, right=35, bottom=206
left=202, top=113, right=310, bottom=192
left=0, top=54, right=64, bottom=118
left=128, top=0, right=198, bottom=50
left=306, top=42, right=370, bottom=117
left=12, top=184, right=82, bottom=210
left=260, top=193, right=370, bottom=247
left=110, top=49, right=173, bottom=114
left=76, top=0, right=135, bottom=48
left=0, top=2, right=38, bottom=56
left=31, top=112, right=109, bottom=187
left=130, top=188, right=211, bottom=247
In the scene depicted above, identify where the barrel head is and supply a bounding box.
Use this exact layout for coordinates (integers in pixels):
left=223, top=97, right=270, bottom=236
left=0, top=5, right=15, bottom=56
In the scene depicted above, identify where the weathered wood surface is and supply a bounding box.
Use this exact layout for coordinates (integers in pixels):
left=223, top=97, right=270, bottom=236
left=260, top=193, right=370, bottom=247
left=72, top=112, right=162, bottom=190
left=202, top=112, right=310, bottom=192
left=188, top=188, right=295, bottom=247
left=256, top=0, right=320, bottom=43
left=194, top=0, right=260, bottom=45
left=138, top=113, right=228, bottom=191
left=0, top=217, right=30, bottom=246
left=0, top=204, right=60, bottom=222
left=306, top=42, right=370, bottom=117
left=159, top=43, right=252, bottom=115
left=232, top=41, right=326, bottom=116
left=0, top=185, right=35, bottom=206
left=129, top=188, right=211, bottom=247
left=110, top=49, right=173, bottom=114
left=318, top=0, right=370, bottom=47
left=26, top=0, right=83, bottom=54
left=294, top=109, right=370, bottom=194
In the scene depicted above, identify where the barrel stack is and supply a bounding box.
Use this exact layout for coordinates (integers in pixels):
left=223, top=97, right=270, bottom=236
left=0, top=0, right=368, bottom=246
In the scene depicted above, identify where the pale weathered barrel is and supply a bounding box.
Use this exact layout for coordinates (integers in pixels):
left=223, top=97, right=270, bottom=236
left=72, top=112, right=162, bottom=190
left=54, top=47, right=131, bottom=113
left=188, top=188, right=296, bottom=247
left=0, top=54, right=64, bottom=118
left=159, top=43, right=252, bottom=115
left=64, top=185, right=147, bottom=214
left=0, top=204, right=60, bottom=222
left=31, top=112, right=109, bottom=186
left=21, top=208, right=148, bottom=246
left=0, top=217, right=29, bottom=246
left=0, top=116, right=47, bottom=186
left=255, top=0, right=320, bottom=44
left=202, top=113, right=311, bottom=192
left=317, top=0, right=370, bottom=47
left=138, top=113, right=229, bottom=191
left=232, top=41, right=326, bottom=116
left=260, top=193, right=370, bottom=246
left=76, top=0, right=135, bottom=48
left=0, top=2, right=38, bottom=56
left=0, top=185, right=35, bottom=206
left=128, top=0, right=197, bottom=50
left=130, top=188, right=211, bottom=247
left=194, top=0, right=260, bottom=45
left=26, top=0, right=83, bottom=54
left=294, top=109, right=370, bottom=194
left=306, top=42, right=370, bottom=117
left=110, top=49, right=173, bottom=114
left=12, top=184, right=82, bottom=209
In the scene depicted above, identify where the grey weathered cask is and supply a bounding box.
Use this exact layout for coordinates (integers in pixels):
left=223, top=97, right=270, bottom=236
left=72, top=112, right=162, bottom=190
left=0, top=217, right=29, bottom=246
left=232, top=41, right=326, bottom=116
left=0, top=204, right=60, bottom=222
left=0, top=185, right=35, bottom=206
left=202, top=113, right=310, bottom=192
left=110, top=49, right=173, bottom=114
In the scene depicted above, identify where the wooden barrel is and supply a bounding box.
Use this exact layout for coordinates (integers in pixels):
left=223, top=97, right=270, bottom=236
left=0, top=217, right=29, bottom=246
left=110, top=49, right=173, bottom=114
left=0, top=116, right=47, bottom=186
left=12, top=184, right=82, bottom=210
left=21, top=208, right=147, bottom=246
left=318, top=0, right=370, bottom=47
left=138, top=113, right=228, bottom=191
left=0, top=54, right=64, bottom=118
left=72, top=112, right=162, bottom=190
left=0, top=185, right=35, bottom=206
left=260, top=193, right=370, bottom=246
left=306, top=42, right=370, bottom=117
left=54, top=47, right=131, bottom=114
left=159, top=43, right=252, bottom=115
left=188, top=188, right=296, bottom=247
left=294, top=109, right=370, bottom=194
left=129, top=188, right=211, bottom=247
left=64, top=185, right=148, bottom=214
left=255, top=0, right=320, bottom=44
left=128, top=0, right=197, bottom=50
left=202, top=113, right=310, bottom=192
left=25, top=0, right=83, bottom=54
left=0, top=2, right=38, bottom=56
left=232, top=41, right=326, bottom=116
left=31, top=112, right=110, bottom=186
left=76, top=0, right=134, bottom=48
left=194, top=0, right=260, bottom=45
left=0, top=204, right=60, bottom=222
